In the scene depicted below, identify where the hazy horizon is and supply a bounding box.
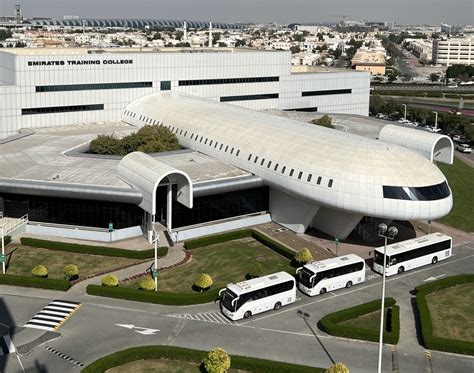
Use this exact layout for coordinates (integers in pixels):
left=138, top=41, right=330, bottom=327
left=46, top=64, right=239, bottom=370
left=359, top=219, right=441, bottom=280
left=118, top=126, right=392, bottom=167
left=1, top=0, right=473, bottom=25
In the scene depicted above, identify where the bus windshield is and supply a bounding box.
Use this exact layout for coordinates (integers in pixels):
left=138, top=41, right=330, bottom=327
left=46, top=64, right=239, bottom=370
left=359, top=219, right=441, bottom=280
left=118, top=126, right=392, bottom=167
left=299, top=267, right=315, bottom=288
left=374, top=251, right=386, bottom=266
left=221, top=289, right=238, bottom=311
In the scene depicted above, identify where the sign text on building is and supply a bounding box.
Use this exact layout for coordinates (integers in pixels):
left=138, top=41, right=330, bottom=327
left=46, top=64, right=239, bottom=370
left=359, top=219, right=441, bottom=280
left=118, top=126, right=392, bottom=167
left=27, top=59, right=133, bottom=67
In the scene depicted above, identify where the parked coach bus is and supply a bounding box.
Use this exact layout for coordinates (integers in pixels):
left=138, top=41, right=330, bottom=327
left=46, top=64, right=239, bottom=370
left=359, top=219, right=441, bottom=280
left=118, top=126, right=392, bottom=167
left=296, top=254, right=366, bottom=296
left=373, top=233, right=452, bottom=276
left=220, top=271, right=296, bottom=320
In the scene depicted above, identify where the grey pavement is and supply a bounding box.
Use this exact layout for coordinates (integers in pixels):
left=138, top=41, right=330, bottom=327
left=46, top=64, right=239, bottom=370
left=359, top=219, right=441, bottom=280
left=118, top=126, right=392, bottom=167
left=67, top=243, right=187, bottom=295
left=0, top=241, right=473, bottom=373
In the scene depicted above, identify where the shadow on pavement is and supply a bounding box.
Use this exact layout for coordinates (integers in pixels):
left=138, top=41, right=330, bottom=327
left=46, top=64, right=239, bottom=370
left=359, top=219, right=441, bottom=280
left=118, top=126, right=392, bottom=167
left=25, top=360, right=48, bottom=373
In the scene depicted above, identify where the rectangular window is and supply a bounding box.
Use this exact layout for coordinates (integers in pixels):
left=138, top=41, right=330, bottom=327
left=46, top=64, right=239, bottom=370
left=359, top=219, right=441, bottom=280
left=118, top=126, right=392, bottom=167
left=160, top=81, right=171, bottom=91
left=248, top=154, right=252, bottom=161
left=22, top=104, right=104, bottom=115
left=254, top=156, right=258, bottom=163
left=214, top=142, right=218, bottom=148
left=225, top=145, right=229, bottom=152
left=236, top=150, right=240, bottom=156
left=283, top=107, right=318, bottom=112
left=282, top=166, right=286, bottom=174
left=274, top=163, right=279, bottom=171
left=200, top=137, right=203, bottom=143
left=178, top=76, right=279, bottom=86
left=298, top=171, right=303, bottom=180
left=209, top=140, right=213, bottom=146
left=204, top=138, right=208, bottom=145
left=35, top=81, right=153, bottom=92
left=317, top=176, right=322, bottom=185
left=328, top=179, right=333, bottom=188
left=307, top=174, right=312, bottom=182
left=260, top=159, right=265, bottom=166
left=302, top=89, right=352, bottom=97
left=289, top=169, right=294, bottom=177
left=220, top=93, right=279, bottom=102
left=230, top=148, right=234, bottom=154
left=267, top=161, right=272, bottom=168
left=220, top=144, right=224, bottom=150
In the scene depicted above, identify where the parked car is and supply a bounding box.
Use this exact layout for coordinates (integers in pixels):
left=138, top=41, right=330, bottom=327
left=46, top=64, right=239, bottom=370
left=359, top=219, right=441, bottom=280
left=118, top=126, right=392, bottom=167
left=457, top=144, right=472, bottom=153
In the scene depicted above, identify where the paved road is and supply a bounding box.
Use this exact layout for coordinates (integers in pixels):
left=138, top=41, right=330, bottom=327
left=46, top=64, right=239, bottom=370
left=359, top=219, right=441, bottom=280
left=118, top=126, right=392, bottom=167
left=1, top=242, right=473, bottom=373
left=372, top=85, right=474, bottom=92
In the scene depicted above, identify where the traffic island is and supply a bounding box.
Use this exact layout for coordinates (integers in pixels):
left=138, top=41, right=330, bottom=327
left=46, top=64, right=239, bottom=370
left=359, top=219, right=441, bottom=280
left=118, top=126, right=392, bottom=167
left=415, top=274, right=474, bottom=355
left=318, top=297, right=400, bottom=344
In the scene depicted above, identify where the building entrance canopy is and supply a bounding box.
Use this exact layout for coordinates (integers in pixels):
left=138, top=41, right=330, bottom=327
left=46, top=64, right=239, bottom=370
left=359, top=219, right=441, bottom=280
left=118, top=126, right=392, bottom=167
left=117, top=152, right=193, bottom=215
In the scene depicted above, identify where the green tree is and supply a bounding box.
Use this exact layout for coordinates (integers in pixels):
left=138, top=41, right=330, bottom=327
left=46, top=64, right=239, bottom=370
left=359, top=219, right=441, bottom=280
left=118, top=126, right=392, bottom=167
left=202, top=348, right=231, bottom=373
left=325, top=362, right=350, bottom=373
left=294, top=248, right=314, bottom=264
left=290, top=45, right=301, bottom=54
left=369, top=95, right=385, bottom=115
left=235, top=39, right=246, bottom=47
left=0, top=29, right=12, bottom=41
left=89, top=135, right=122, bottom=155
left=193, top=273, right=213, bottom=291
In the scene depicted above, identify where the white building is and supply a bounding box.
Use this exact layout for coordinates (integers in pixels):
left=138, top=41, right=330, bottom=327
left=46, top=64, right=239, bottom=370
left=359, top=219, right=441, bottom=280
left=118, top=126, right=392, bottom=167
left=432, top=38, right=474, bottom=66
left=0, top=47, right=370, bottom=138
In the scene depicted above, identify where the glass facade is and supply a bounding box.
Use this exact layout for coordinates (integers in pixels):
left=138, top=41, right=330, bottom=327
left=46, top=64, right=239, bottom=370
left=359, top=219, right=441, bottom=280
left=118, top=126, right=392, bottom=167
left=220, top=93, right=279, bottom=102
left=179, top=76, right=279, bottom=86
left=302, top=89, right=352, bottom=97
left=383, top=181, right=450, bottom=201
left=171, top=186, right=269, bottom=229
left=36, top=82, right=152, bottom=92
left=160, top=81, right=171, bottom=91
left=22, top=104, right=104, bottom=115
left=0, top=193, right=143, bottom=229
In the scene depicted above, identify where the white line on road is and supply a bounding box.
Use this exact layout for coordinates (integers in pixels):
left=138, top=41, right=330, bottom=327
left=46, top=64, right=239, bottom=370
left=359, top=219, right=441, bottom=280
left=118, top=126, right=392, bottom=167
left=241, top=253, right=474, bottom=325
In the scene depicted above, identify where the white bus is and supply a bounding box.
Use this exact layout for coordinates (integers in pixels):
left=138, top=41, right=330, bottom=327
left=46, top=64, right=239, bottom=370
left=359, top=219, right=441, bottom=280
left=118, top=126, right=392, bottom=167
left=296, top=254, right=365, bottom=296
left=373, top=233, right=452, bottom=276
left=220, top=271, right=296, bottom=320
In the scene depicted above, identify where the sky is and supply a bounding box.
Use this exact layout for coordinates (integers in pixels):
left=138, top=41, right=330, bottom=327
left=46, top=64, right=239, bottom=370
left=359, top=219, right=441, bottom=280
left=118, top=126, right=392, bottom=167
left=1, top=0, right=473, bottom=25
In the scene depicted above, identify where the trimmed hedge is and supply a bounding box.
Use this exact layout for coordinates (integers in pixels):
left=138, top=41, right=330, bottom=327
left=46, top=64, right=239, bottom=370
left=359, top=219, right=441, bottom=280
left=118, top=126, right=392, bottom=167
left=0, top=273, right=70, bottom=291
left=318, top=297, right=400, bottom=345
left=87, top=284, right=221, bottom=306
left=415, top=274, right=474, bottom=355
left=184, top=229, right=295, bottom=261
left=81, top=345, right=323, bottom=373
left=20, top=237, right=168, bottom=259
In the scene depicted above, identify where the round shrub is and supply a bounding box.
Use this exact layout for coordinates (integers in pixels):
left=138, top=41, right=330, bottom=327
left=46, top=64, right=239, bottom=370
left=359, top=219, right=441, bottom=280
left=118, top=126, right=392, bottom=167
left=203, top=347, right=231, bottom=373
left=101, top=274, right=119, bottom=287
left=325, top=362, right=350, bottom=373
left=248, top=262, right=263, bottom=279
left=193, top=273, right=213, bottom=292
left=63, top=264, right=79, bottom=280
left=31, top=265, right=48, bottom=278
left=294, top=248, right=313, bottom=264
left=139, top=276, right=156, bottom=291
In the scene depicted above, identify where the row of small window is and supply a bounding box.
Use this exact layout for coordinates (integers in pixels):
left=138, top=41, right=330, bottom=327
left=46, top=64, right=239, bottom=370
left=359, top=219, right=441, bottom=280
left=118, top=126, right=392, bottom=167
left=284, top=107, right=318, bottom=112
left=234, top=280, right=294, bottom=310
left=22, top=104, right=104, bottom=115
left=35, top=82, right=153, bottom=92
left=246, top=153, right=334, bottom=187
left=301, top=89, right=352, bottom=97
left=374, top=240, right=451, bottom=266
left=178, top=76, right=279, bottom=86
left=188, top=132, right=241, bottom=156
left=220, top=93, right=279, bottom=102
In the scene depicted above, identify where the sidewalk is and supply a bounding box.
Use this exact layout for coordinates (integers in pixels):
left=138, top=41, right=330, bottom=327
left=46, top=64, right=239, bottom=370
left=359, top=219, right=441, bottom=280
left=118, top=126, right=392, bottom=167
left=67, top=244, right=187, bottom=295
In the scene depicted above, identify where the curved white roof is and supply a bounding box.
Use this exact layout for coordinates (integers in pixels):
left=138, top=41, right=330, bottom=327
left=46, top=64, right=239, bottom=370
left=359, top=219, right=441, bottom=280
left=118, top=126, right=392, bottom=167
left=122, top=93, right=452, bottom=221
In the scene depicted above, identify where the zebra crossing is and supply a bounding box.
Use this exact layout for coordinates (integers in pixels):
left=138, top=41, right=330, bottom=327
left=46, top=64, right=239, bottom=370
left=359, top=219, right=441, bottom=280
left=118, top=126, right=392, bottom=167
left=24, top=300, right=81, bottom=332
left=165, top=311, right=238, bottom=325
left=0, top=335, right=15, bottom=356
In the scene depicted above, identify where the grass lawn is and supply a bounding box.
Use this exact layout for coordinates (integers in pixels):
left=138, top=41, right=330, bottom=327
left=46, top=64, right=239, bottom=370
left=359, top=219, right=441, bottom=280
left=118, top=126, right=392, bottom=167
left=6, top=246, right=141, bottom=280
left=425, top=283, right=474, bottom=342
left=339, top=309, right=390, bottom=332
left=125, top=238, right=293, bottom=293
left=106, top=359, right=249, bottom=373
left=438, top=158, right=474, bottom=232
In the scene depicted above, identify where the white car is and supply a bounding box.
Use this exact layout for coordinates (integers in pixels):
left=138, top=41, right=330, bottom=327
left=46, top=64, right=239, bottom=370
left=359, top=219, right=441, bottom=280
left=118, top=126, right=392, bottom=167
left=457, top=144, right=472, bottom=153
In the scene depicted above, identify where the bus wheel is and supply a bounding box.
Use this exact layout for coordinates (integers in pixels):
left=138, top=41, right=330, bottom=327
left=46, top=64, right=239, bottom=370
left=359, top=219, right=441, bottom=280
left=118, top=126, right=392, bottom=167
left=398, top=266, right=405, bottom=274
left=432, top=256, right=438, bottom=264
left=320, top=288, right=327, bottom=295
left=346, top=281, right=353, bottom=288
left=243, top=311, right=252, bottom=319
left=274, top=302, right=282, bottom=310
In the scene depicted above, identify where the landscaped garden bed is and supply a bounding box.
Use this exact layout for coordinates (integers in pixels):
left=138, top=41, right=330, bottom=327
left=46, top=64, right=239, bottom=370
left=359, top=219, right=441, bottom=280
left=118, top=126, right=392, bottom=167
left=415, top=274, right=474, bottom=355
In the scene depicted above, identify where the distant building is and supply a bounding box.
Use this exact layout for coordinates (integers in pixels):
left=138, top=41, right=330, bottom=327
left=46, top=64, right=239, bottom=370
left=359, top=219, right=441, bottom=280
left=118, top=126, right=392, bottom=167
left=432, top=38, right=474, bottom=66
left=351, top=49, right=386, bottom=75
left=407, top=39, right=433, bottom=61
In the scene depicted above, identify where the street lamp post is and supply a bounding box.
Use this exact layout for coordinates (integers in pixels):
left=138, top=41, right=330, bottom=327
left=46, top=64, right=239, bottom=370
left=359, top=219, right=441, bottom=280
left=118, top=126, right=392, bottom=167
left=402, top=104, right=407, bottom=120
left=377, top=223, right=398, bottom=373
left=1, top=225, right=5, bottom=274
left=432, top=111, right=438, bottom=129
left=152, top=227, right=159, bottom=292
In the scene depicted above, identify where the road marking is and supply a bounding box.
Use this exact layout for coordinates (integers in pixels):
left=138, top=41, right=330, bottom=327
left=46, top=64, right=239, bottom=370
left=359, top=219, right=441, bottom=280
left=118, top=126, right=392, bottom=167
left=424, top=274, right=446, bottom=282
left=115, top=324, right=160, bottom=335
left=258, top=327, right=331, bottom=339
left=241, top=254, right=474, bottom=325
left=24, top=300, right=81, bottom=332
left=45, top=346, right=84, bottom=367
left=165, top=311, right=238, bottom=325
left=0, top=335, right=15, bottom=356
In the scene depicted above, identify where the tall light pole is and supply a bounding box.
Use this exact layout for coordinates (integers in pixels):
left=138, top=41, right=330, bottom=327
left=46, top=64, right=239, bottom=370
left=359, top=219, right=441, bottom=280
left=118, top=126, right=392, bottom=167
left=1, top=225, right=5, bottom=274
left=432, top=111, right=438, bottom=129
left=402, top=104, right=407, bottom=120
left=377, top=223, right=398, bottom=373
left=152, top=227, right=160, bottom=291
